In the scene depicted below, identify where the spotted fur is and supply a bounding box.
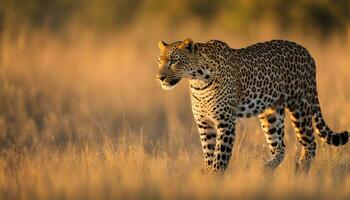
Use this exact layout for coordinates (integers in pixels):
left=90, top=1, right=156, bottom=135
left=156, top=39, right=349, bottom=174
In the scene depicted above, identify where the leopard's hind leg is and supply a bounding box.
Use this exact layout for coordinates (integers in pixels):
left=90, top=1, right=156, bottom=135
left=289, top=99, right=316, bottom=174
left=259, top=104, right=286, bottom=171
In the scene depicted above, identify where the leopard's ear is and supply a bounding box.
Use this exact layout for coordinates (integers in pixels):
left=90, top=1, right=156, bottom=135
left=181, top=38, right=196, bottom=54
left=158, top=41, right=168, bottom=50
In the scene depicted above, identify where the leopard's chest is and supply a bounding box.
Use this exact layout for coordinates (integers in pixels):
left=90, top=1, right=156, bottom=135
left=190, top=85, right=236, bottom=117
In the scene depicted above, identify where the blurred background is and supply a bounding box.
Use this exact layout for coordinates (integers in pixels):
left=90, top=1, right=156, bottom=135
left=0, top=0, right=350, bottom=199
left=0, top=0, right=349, bottom=153
left=0, top=0, right=349, bottom=150
left=1, top=0, right=350, bottom=37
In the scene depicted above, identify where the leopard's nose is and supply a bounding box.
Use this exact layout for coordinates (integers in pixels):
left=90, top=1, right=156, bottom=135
left=157, top=74, right=167, bottom=81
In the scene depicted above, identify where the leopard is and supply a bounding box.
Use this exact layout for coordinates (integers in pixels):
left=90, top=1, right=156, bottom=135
left=156, top=38, right=349, bottom=174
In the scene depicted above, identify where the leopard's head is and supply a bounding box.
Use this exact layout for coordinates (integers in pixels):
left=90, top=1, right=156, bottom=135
left=156, top=39, right=204, bottom=90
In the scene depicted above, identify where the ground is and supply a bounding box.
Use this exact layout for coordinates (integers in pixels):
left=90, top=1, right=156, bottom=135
left=0, top=28, right=350, bottom=199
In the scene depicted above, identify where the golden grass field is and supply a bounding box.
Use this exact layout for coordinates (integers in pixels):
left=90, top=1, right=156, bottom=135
left=0, top=23, right=350, bottom=199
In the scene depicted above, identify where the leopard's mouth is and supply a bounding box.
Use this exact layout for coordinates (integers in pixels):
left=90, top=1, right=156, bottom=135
left=160, top=78, right=181, bottom=90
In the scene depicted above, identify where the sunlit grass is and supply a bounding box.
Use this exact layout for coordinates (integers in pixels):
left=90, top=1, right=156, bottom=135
left=0, top=25, right=349, bottom=199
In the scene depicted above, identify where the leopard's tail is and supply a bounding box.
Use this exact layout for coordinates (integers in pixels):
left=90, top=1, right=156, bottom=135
left=313, top=97, right=349, bottom=146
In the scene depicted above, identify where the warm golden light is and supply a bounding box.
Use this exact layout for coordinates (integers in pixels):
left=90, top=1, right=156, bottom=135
left=0, top=0, right=350, bottom=199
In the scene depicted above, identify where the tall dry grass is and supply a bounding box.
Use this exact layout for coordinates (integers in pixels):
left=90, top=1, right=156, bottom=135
left=0, top=23, right=350, bottom=199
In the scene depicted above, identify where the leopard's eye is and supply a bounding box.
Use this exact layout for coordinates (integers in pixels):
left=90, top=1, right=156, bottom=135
left=169, top=59, right=176, bottom=65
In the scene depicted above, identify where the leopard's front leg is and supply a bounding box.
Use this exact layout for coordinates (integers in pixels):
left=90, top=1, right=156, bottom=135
left=195, top=118, right=217, bottom=173
left=211, top=113, right=236, bottom=173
